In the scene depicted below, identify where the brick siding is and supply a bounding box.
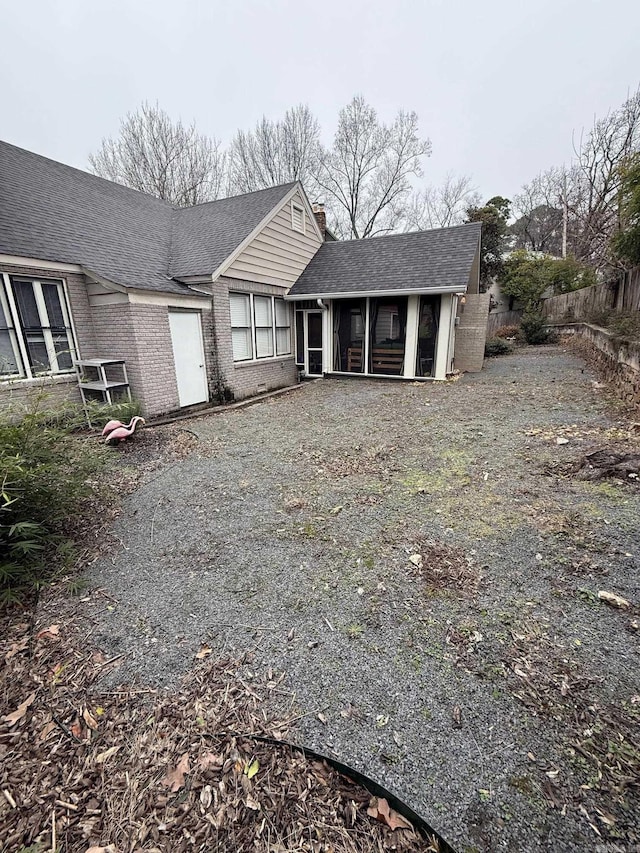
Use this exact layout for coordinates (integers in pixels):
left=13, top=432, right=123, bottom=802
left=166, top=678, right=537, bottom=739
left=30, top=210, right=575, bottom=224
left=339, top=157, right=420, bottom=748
left=214, top=277, right=298, bottom=400
left=0, top=263, right=97, bottom=411
left=454, top=293, right=490, bottom=373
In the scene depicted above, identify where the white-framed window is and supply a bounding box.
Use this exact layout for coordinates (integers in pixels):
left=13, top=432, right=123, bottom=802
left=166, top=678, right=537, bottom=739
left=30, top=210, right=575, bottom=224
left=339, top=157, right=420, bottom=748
left=291, top=201, right=305, bottom=234
left=275, top=298, right=291, bottom=355
left=254, top=295, right=274, bottom=358
left=229, top=293, right=292, bottom=362
left=229, top=292, right=253, bottom=361
left=0, top=275, right=77, bottom=378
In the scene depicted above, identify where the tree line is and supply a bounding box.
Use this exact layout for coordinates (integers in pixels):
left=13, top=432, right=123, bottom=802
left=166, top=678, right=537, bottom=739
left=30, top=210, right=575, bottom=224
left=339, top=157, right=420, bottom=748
left=89, top=88, right=640, bottom=291
left=89, top=97, right=480, bottom=240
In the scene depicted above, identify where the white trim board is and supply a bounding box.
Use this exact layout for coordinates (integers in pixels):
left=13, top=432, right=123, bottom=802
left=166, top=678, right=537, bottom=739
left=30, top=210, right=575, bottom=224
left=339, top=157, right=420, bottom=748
left=0, top=254, right=83, bottom=273
left=285, top=285, right=467, bottom=301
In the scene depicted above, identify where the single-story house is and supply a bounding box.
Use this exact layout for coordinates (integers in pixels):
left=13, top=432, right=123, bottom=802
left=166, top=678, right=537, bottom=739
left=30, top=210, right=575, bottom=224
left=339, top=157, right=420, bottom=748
left=0, top=140, right=489, bottom=417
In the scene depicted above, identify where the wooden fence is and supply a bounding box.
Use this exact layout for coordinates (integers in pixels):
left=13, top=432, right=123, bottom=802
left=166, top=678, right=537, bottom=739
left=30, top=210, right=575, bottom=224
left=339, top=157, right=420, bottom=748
left=542, top=266, right=640, bottom=324
left=487, top=310, right=522, bottom=336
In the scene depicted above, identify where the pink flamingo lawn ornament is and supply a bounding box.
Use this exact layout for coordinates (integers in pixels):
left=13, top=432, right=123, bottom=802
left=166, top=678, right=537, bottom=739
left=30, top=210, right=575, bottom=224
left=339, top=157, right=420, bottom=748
left=102, top=416, right=146, bottom=443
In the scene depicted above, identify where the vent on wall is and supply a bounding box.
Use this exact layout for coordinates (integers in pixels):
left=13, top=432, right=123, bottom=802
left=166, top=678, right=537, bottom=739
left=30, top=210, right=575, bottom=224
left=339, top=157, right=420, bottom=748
left=291, top=202, right=305, bottom=233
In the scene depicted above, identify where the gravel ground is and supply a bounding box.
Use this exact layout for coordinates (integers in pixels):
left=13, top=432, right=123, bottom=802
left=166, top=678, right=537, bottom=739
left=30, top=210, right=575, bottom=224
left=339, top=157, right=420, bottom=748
left=87, top=345, right=640, bottom=852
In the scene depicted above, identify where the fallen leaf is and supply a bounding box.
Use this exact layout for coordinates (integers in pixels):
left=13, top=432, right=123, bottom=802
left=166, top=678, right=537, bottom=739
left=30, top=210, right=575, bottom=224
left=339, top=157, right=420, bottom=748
left=95, top=746, right=120, bottom=764
left=452, top=706, right=462, bottom=729
left=556, top=437, right=570, bottom=445
left=317, top=712, right=328, bottom=725
left=375, top=714, right=389, bottom=728
left=85, top=846, right=117, bottom=853
left=329, top=505, right=343, bottom=515
left=83, top=707, right=99, bottom=731
left=70, top=719, right=83, bottom=739
left=199, top=751, right=223, bottom=770
left=3, top=692, right=35, bottom=727
left=245, top=758, right=260, bottom=779
left=408, top=553, right=423, bottom=567
left=367, top=796, right=412, bottom=831
left=200, top=784, right=212, bottom=809
left=196, top=645, right=212, bottom=659
left=161, top=752, right=190, bottom=792
left=5, top=636, right=29, bottom=661
left=287, top=627, right=295, bottom=642
left=598, top=590, right=630, bottom=609
left=246, top=795, right=260, bottom=810
left=36, top=624, right=60, bottom=640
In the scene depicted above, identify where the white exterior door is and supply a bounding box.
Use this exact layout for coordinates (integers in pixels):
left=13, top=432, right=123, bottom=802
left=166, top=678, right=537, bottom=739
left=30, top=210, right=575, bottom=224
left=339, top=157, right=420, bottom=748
left=168, top=311, right=208, bottom=407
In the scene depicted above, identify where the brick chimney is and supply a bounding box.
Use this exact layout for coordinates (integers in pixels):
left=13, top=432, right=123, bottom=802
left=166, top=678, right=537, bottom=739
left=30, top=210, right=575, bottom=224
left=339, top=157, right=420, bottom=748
left=312, top=202, right=327, bottom=240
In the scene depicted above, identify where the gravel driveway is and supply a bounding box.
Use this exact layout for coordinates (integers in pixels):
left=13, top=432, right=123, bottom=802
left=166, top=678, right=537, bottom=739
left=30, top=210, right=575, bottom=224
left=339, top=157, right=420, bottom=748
left=89, top=345, right=640, bottom=852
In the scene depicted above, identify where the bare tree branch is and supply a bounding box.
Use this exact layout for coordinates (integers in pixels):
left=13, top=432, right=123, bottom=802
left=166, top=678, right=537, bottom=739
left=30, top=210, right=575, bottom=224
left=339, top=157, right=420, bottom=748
left=228, top=105, right=321, bottom=194
left=89, top=102, right=226, bottom=206
left=314, top=96, right=431, bottom=239
left=405, top=173, right=480, bottom=230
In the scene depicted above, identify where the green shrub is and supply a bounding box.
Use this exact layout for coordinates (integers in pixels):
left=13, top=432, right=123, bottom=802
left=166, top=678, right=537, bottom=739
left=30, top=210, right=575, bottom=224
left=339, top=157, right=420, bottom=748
left=587, top=307, right=613, bottom=328
left=485, top=337, right=514, bottom=357
left=520, top=313, right=551, bottom=345
left=493, top=324, right=521, bottom=339
left=0, top=405, right=106, bottom=604
left=608, top=311, right=640, bottom=343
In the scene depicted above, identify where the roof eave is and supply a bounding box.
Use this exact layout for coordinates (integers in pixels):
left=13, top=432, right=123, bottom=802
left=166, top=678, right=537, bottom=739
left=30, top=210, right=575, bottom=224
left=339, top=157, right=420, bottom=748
left=285, top=284, right=468, bottom=300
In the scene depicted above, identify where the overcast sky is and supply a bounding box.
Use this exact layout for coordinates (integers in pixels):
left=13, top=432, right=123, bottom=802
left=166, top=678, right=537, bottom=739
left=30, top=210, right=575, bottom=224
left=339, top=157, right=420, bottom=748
left=2, top=0, right=639, bottom=203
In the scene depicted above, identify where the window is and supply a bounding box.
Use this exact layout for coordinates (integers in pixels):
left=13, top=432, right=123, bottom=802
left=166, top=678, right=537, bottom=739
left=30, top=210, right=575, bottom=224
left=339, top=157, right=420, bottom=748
left=275, top=298, right=291, bottom=355
left=230, top=293, right=252, bottom=361
left=0, top=275, right=76, bottom=377
left=229, top=293, right=292, bottom=362
left=254, top=295, right=274, bottom=358
left=291, top=202, right=305, bottom=233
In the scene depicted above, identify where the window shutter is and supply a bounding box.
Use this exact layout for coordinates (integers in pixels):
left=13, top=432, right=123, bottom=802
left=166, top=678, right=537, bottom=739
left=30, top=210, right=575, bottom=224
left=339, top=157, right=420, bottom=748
left=232, top=328, right=252, bottom=361
left=276, top=328, right=290, bottom=355
left=254, top=296, right=272, bottom=327
left=275, top=299, right=289, bottom=326
left=255, top=328, right=274, bottom=358
left=229, top=293, right=250, bottom=327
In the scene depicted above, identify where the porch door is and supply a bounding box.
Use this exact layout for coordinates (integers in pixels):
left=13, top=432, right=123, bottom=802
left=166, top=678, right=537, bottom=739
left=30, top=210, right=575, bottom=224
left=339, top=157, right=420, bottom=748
left=168, top=311, right=208, bottom=407
left=305, top=310, right=323, bottom=377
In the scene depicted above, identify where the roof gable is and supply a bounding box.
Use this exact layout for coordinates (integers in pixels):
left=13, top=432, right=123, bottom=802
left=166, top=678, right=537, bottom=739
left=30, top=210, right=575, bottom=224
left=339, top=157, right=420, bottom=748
left=169, top=182, right=298, bottom=279
left=0, top=141, right=308, bottom=295
left=288, top=223, right=482, bottom=297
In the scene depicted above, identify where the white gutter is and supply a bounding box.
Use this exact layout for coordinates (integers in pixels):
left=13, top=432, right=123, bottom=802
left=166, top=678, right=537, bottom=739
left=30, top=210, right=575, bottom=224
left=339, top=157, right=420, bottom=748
left=285, top=285, right=467, bottom=301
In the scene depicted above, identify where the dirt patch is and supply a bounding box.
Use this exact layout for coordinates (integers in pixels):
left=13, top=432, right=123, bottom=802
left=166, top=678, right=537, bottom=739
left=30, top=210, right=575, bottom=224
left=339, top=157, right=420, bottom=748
left=407, top=539, right=482, bottom=594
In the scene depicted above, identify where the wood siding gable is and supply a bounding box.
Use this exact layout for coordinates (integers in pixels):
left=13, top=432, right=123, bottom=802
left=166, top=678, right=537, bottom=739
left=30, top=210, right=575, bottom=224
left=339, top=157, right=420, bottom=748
left=223, top=189, right=322, bottom=287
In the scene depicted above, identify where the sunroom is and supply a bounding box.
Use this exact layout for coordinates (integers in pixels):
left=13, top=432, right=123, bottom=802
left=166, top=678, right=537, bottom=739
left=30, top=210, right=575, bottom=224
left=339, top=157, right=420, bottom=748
left=286, top=222, right=482, bottom=382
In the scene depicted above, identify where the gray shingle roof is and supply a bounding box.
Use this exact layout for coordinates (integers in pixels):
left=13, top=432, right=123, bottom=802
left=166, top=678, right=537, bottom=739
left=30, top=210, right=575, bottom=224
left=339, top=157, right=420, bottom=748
left=170, top=183, right=296, bottom=278
left=0, top=140, right=295, bottom=294
left=288, top=223, right=481, bottom=297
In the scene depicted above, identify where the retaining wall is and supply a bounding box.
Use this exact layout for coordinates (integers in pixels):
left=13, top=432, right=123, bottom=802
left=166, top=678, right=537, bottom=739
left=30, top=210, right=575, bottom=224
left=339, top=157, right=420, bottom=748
left=555, top=323, right=640, bottom=410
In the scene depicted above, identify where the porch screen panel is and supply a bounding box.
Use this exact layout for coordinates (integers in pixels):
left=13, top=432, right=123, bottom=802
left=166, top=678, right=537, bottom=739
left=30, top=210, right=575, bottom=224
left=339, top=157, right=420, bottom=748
left=254, top=296, right=274, bottom=358
left=230, top=293, right=252, bottom=361
left=368, top=297, right=407, bottom=375
left=416, top=295, right=439, bottom=377
left=333, top=299, right=364, bottom=373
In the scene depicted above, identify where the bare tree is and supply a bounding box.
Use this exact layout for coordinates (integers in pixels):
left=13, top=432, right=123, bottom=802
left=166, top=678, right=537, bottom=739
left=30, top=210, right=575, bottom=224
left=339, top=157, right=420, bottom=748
left=228, top=104, right=321, bottom=194
left=405, top=173, right=480, bottom=230
left=89, top=102, right=226, bottom=206
left=567, top=87, right=640, bottom=269
left=511, top=168, right=564, bottom=254
left=314, top=96, right=431, bottom=239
